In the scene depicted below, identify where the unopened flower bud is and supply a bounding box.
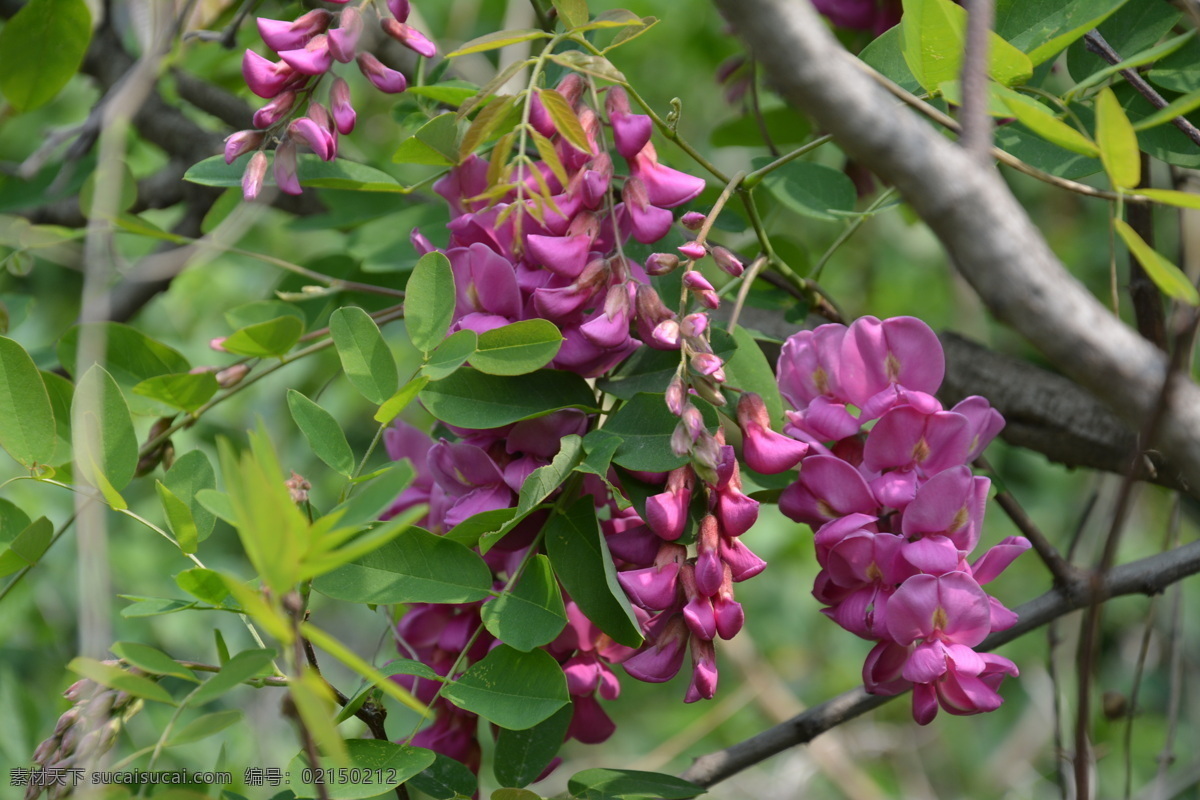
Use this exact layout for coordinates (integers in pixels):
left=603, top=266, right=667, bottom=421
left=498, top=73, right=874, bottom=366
left=357, top=52, right=407, bottom=93
left=381, top=18, right=437, bottom=58
left=328, top=7, right=363, bottom=62
left=665, top=372, right=686, bottom=416
left=388, top=0, right=411, bottom=22
left=681, top=312, right=708, bottom=338
left=252, top=90, right=297, bottom=129
left=671, top=420, right=694, bottom=457
left=242, top=151, right=268, bottom=201
left=330, top=77, right=357, bottom=134
left=209, top=337, right=229, bottom=352
left=692, top=376, right=727, bottom=406
left=645, top=252, right=680, bottom=276
left=224, top=130, right=264, bottom=164
left=273, top=140, right=302, bottom=195
left=652, top=319, right=681, bottom=349
left=285, top=471, right=311, bottom=504
left=682, top=271, right=715, bottom=292
left=698, top=289, right=721, bottom=310
left=711, top=246, right=744, bottom=277
left=678, top=240, right=707, bottom=260
left=215, top=363, right=250, bottom=388
left=680, top=211, right=706, bottom=230
left=289, top=117, right=336, bottom=161
left=690, top=352, right=724, bottom=378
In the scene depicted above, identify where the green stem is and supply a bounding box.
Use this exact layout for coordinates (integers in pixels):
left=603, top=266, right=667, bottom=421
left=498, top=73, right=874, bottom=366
left=811, top=186, right=897, bottom=280
left=742, top=135, right=835, bottom=188
left=619, top=83, right=730, bottom=183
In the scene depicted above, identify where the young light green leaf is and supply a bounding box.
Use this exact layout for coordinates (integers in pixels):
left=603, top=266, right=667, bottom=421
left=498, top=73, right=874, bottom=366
left=419, top=368, right=597, bottom=429
left=327, top=460, right=415, bottom=530
left=547, top=51, right=626, bottom=83
left=287, top=390, right=356, bottom=477
left=68, top=657, right=175, bottom=706
left=470, top=320, right=563, bottom=376
left=406, top=80, right=482, bottom=107
left=40, top=370, right=73, bottom=465
left=225, top=300, right=307, bottom=331
left=166, top=710, right=243, bottom=747
left=72, top=364, right=137, bottom=496
left=157, top=482, right=200, bottom=554
left=221, top=316, right=304, bottom=358
left=544, top=497, right=642, bottom=647
left=175, top=567, right=231, bottom=606
left=1095, top=88, right=1141, bottom=189
left=422, top=329, right=478, bottom=380
left=443, top=645, right=569, bottom=730
left=0, top=0, right=91, bottom=112
left=901, top=0, right=1032, bottom=91
left=331, top=307, right=398, bottom=405
left=164, top=450, right=217, bottom=544
left=405, top=252, right=456, bottom=353
left=567, top=768, right=704, bottom=800
left=375, top=375, right=430, bottom=424
left=459, top=95, right=517, bottom=158
left=994, top=0, right=1129, bottom=66
left=996, top=91, right=1099, bottom=157
left=0, top=336, right=56, bottom=467
left=447, top=28, right=552, bottom=57
left=1114, top=218, right=1200, bottom=305
left=110, top=642, right=197, bottom=682
left=132, top=372, right=218, bottom=414
left=1135, top=188, right=1200, bottom=209
left=312, top=527, right=493, bottom=605
left=552, top=0, right=589, bottom=29
left=494, top=705, right=572, bottom=789
left=537, top=88, right=592, bottom=153
left=188, top=648, right=278, bottom=706
left=481, top=555, right=567, bottom=652
left=290, top=667, right=352, bottom=768
left=0, top=516, right=53, bottom=577
left=1132, top=86, right=1200, bottom=132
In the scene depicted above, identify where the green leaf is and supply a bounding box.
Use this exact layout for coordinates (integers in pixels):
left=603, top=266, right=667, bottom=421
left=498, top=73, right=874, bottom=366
left=164, top=450, right=217, bottom=545
left=493, top=791, right=542, bottom=800
left=0, top=516, right=53, bottom=577
left=119, top=596, right=198, bottom=617
left=1068, top=29, right=1194, bottom=98
left=494, top=705, right=572, bottom=788
left=547, top=51, right=626, bottom=83
left=470, top=320, right=563, bottom=376
left=443, top=645, right=569, bottom=730
left=604, top=393, right=715, bottom=473
left=1132, top=86, right=1200, bottom=132
left=40, top=370, right=73, bottom=465
left=481, top=555, right=567, bottom=651
left=175, top=567, right=231, bottom=606
left=288, top=390, right=356, bottom=477
left=189, top=649, right=277, bottom=706
left=225, top=300, right=307, bottom=331
left=406, top=80, right=482, bottom=107
left=405, top=251, right=456, bottom=353
left=0, top=0, right=91, bottom=112
left=993, top=124, right=1102, bottom=179
left=58, top=322, right=190, bottom=416
left=994, top=0, right=1129, bottom=65
left=447, top=28, right=552, bottom=57
left=289, top=740, right=435, bottom=800
left=723, top=326, right=785, bottom=427
left=0, top=336, right=56, bottom=467
left=301, top=622, right=428, bottom=714
left=420, top=368, right=597, bottom=428
left=709, top=107, right=811, bottom=149
left=1147, top=36, right=1200, bottom=94
left=157, top=482, right=200, bottom=554
left=71, top=365, right=137, bottom=497
left=375, top=376, right=430, bottom=424
left=408, top=753, right=478, bottom=800
left=1096, top=87, right=1141, bottom=189
left=68, top=657, right=175, bottom=706
left=444, top=507, right=519, bottom=548
left=0, top=499, right=32, bottom=547
left=538, top=87, right=592, bottom=153
left=166, top=710, right=243, bottom=747
left=222, top=316, right=304, bottom=358
left=312, top=528, right=493, bottom=604
left=995, top=90, right=1098, bottom=157
left=392, top=112, right=461, bottom=166
left=328, top=460, right=416, bottom=529
left=132, top=372, right=218, bottom=414
left=1114, top=218, right=1199, bottom=305
left=901, top=0, right=1032, bottom=91
left=567, top=769, right=704, bottom=800
left=1135, top=188, right=1200, bottom=209
left=291, top=666, right=352, bottom=768
left=110, top=642, right=197, bottom=682
left=543, top=497, right=642, bottom=647
left=552, top=0, right=589, bottom=28
left=331, top=307, right=398, bottom=405
left=195, top=489, right=235, bottom=525
left=859, top=25, right=922, bottom=94
left=185, top=154, right=406, bottom=193
left=422, top=329, right=478, bottom=380
left=756, top=159, right=857, bottom=222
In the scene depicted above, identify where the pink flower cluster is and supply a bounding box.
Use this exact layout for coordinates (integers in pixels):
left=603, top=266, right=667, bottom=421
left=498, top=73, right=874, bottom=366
left=413, top=79, right=706, bottom=377
left=226, top=0, right=436, bottom=198
left=769, top=315, right=1028, bottom=723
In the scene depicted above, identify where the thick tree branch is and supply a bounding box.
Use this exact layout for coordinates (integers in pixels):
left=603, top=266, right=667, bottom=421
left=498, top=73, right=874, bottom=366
left=680, top=537, right=1200, bottom=788
left=713, top=0, right=1200, bottom=497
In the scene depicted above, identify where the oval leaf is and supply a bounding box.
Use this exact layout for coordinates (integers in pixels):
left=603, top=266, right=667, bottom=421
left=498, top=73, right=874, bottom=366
left=567, top=769, right=704, bottom=800
left=405, top=252, right=456, bottom=353
left=1096, top=87, right=1141, bottom=189
left=481, top=555, right=567, bottom=651
left=471, top=319, right=563, bottom=376
left=71, top=364, right=137, bottom=497
left=132, top=372, right=218, bottom=414
left=443, top=645, right=569, bottom=730
left=494, top=705, right=572, bottom=789
left=331, top=307, right=398, bottom=405
left=110, top=642, right=197, bottom=682
left=757, top=159, right=857, bottom=222
left=1114, top=218, right=1199, bottom=305
left=164, top=450, right=217, bottom=545
left=419, top=368, right=597, bottom=429
left=222, top=316, right=304, bottom=358
left=288, top=390, right=356, bottom=477
left=166, top=710, right=244, bottom=747
left=0, top=336, right=56, bottom=467
left=447, top=28, right=551, bottom=57
left=189, top=648, right=277, bottom=706
left=422, top=329, right=477, bottom=380
left=185, top=154, right=406, bottom=193
left=58, top=322, right=191, bottom=416
left=312, top=528, right=493, bottom=604
left=0, top=0, right=91, bottom=112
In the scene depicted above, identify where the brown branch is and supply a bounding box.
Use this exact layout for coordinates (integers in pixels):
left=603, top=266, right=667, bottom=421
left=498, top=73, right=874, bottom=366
left=680, top=537, right=1200, bottom=788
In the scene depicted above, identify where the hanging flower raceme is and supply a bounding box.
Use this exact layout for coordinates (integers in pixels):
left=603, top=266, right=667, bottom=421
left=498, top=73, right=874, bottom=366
left=762, top=315, right=1028, bottom=724
left=228, top=1, right=436, bottom=198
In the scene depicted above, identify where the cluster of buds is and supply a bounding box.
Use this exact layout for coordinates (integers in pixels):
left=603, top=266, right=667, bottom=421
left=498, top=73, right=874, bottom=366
left=225, top=0, right=436, bottom=199
left=26, top=670, right=147, bottom=800
left=771, top=316, right=1028, bottom=723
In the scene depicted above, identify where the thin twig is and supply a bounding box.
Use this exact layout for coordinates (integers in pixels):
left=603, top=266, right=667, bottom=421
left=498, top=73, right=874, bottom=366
left=959, top=0, right=995, bottom=163
left=977, top=456, right=1078, bottom=587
